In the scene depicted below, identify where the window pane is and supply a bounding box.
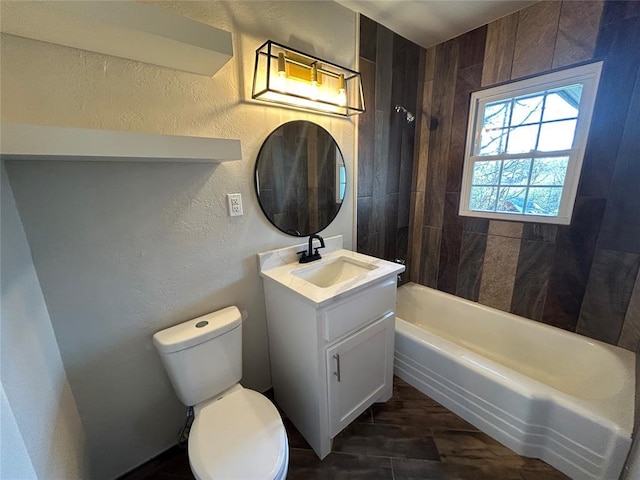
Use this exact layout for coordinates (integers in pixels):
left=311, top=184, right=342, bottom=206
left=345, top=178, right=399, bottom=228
left=506, top=124, right=539, bottom=153
left=500, top=159, right=531, bottom=185
left=531, top=157, right=569, bottom=185
left=537, top=119, right=577, bottom=151
left=542, top=85, right=582, bottom=122
left=479, top=128, right=508, bottom=155
left=472, top=160, right=501, bottom=185
left=525, top=187, right=563, bottom=216
left=469, top=186, right=497, bottom=211
left=497, top=187, right=526, bottom=212
left=483, top=101, right=511, bottom=130
left=511, top=94, right=543, bottom=126
left=479, top=101, right=511, bottom=156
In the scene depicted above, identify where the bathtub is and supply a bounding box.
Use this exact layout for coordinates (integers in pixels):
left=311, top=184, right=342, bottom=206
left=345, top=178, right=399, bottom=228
left=394, top=282, right=635, bottom=480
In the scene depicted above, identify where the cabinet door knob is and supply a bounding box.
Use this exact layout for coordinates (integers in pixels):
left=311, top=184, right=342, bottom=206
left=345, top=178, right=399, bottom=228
left=333, top=354, right=341, bottom=382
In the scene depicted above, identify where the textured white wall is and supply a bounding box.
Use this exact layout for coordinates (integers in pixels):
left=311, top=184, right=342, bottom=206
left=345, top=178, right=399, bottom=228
left=1, top=379, right=37, bottom=479
left=1, top=164, right=87, bottom=478
left=1, top=1, right=356, bottom=478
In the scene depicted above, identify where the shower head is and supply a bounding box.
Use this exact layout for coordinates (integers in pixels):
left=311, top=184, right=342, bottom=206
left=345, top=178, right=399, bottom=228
left=394, top=105, right=415, bottom=123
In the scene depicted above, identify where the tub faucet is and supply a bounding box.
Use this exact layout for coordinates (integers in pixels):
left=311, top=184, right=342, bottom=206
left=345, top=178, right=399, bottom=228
left=298, top=234, right=325, bottom=263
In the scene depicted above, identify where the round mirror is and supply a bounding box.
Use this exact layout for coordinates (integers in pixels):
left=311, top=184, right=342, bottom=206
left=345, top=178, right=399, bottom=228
left=255, top=121, right=346, bottom=237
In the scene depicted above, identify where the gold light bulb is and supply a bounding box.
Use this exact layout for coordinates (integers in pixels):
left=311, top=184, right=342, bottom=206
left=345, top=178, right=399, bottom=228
left=337, top=74, right=347, bottom=106
left=310, top=64, right=319, bottom=100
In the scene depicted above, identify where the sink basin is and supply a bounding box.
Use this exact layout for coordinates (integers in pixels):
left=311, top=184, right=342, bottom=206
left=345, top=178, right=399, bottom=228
left=258, top=240, right=406, bottom=306
left=292, top=256, right=377, bottom=288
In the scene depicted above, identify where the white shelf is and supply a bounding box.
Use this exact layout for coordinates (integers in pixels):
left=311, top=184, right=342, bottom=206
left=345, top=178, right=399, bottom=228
left=0, top=124, right=242, bottom=163
left=0, top=1, right=233, bottom=77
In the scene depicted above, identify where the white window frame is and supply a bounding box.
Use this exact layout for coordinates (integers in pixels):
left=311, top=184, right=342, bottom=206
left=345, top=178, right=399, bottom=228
left=459, top=62, right=603, bottom=225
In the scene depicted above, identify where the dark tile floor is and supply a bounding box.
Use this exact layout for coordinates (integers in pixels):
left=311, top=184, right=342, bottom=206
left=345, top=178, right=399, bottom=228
left=120, top=377, right=569, bottom=480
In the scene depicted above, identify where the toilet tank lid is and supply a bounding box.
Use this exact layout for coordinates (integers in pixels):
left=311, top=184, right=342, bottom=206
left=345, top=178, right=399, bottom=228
left=153, top=306, right=242, bottom=354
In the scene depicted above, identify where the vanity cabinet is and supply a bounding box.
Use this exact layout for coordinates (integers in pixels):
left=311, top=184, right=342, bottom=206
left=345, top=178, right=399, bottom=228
left=326, top=312, right=394, bottom=436
left=262, top=275, right=397, bottom=459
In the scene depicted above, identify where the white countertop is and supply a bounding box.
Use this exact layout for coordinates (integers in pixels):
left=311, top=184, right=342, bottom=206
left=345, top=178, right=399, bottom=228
left=258, top=246, right=405, bottom=307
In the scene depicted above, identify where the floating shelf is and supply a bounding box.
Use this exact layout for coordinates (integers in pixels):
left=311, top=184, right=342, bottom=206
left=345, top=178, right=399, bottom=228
left=0, top=1, right=233, bottom=77
left=0, top=124, right=242, bottom=163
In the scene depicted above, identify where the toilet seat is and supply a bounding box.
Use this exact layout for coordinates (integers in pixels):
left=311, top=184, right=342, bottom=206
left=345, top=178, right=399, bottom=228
left=189, top=387, right=288, bottom=480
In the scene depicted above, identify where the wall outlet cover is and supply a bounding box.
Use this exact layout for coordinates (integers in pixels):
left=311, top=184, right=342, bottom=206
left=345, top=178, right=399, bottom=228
left=227, top=193, right=243, bottom=216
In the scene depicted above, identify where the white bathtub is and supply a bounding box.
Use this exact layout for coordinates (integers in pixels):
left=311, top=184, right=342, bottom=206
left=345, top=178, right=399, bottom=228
left=394, top=282, right=635, bottom=480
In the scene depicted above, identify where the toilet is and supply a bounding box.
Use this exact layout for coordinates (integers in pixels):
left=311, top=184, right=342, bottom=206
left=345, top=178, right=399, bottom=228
left=153, top=306, right=288, bottom=480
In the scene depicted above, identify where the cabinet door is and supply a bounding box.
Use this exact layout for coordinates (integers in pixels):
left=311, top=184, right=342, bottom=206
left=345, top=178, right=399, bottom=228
left=326, top=312, right=394, bottom=437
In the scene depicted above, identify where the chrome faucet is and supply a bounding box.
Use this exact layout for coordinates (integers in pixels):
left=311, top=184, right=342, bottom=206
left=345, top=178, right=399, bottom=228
left=298, top=234, right=325, bottom=263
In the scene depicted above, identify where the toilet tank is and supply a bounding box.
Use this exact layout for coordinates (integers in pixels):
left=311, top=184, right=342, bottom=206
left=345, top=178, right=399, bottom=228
left=153, top=306, right=242, bottom=406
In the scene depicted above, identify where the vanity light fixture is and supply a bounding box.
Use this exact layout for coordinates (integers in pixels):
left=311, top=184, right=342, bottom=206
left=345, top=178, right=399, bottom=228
left=252, top=40, right=365, bottom=116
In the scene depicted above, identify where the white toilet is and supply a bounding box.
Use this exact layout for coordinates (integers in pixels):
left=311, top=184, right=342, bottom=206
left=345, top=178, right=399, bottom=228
left=153, top=306, right=288, bottom=480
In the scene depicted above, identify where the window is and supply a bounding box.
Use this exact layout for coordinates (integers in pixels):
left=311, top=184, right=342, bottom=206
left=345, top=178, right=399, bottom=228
left=460, top=62, right=602, bottom=224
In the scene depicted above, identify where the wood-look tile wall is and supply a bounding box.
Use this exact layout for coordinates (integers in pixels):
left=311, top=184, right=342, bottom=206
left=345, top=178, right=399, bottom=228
left=385, top=1, right=640, bottom=351
left=357, top=16, right=424, bottom=269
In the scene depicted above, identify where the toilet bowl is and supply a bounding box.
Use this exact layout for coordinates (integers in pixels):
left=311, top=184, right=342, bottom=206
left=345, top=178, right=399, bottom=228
left=153, top=307, right=288, bottom=479
left=189, top=385, right=288, bottom=480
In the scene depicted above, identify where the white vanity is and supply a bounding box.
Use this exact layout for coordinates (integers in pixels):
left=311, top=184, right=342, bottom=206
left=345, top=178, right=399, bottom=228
left=258, top=235, right=405, bottom=459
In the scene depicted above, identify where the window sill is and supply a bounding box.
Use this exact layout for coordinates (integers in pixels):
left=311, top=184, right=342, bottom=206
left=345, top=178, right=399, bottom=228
left=459, top=209, right=571, bottom=225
